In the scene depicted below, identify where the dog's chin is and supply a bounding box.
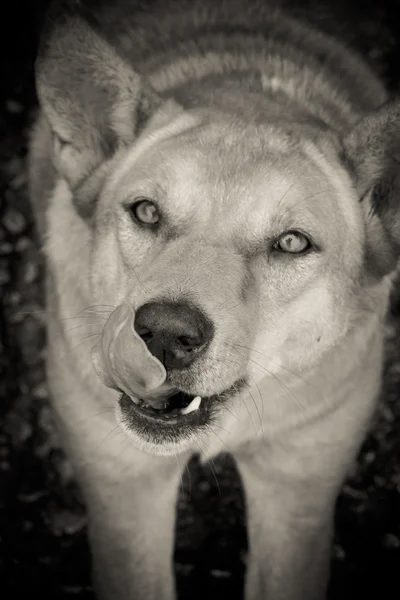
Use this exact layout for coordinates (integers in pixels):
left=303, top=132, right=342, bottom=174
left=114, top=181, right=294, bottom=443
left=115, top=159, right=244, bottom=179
left=115, top=380, right=246, bottom=456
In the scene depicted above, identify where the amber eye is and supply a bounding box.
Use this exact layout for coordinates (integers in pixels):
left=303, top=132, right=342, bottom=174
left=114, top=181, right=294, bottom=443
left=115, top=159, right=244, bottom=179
left=129, top=198, right=160, bottom=226
left=274, top=231, right=311, bottom=254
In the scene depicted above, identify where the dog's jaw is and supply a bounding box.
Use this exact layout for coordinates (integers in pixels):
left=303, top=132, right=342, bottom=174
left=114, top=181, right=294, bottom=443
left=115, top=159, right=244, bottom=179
left=115, top=379, right=246, bottom=456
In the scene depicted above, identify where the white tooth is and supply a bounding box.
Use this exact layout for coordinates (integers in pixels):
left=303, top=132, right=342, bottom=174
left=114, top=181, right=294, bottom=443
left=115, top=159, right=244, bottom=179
left=181, top=395, right=202, bottom=415
left=130, top=395, right=140, bottom=405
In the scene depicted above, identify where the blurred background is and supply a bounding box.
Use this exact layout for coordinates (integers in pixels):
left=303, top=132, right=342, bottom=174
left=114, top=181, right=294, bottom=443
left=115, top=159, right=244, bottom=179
left=1, top=1, right=400, bottom=599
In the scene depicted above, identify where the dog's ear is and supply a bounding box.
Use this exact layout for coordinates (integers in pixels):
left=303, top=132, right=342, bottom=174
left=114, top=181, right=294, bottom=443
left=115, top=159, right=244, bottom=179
left=35, top=8, right=174, bottom=198
left=341, top=100, right=400, bottom=276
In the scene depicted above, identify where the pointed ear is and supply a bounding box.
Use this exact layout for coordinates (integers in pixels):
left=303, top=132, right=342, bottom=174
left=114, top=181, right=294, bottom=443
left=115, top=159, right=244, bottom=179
left=35, top=9, right=172, bottom=196
left=341, top=100, right=400, bottom=276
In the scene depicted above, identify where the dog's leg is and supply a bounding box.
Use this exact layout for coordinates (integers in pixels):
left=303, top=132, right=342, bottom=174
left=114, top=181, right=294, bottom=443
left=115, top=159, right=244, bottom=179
left=46, top=316, right=186, bottom=600
left=234, top=448, right=337, bottom=600
left=81, top=460, right=183, bottom=600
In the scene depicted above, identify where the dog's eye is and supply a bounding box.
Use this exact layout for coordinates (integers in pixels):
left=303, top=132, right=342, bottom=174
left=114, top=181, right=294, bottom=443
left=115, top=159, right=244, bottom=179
left=274, top=231, right=311, bottom=254
left=129, top=198, right=160, bottom=226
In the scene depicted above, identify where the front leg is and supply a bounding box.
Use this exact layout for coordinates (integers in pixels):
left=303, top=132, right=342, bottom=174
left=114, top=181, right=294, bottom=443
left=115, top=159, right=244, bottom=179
left=234, top=449, right=335, bottom=600
left=83, top=461, right=183, bottom=600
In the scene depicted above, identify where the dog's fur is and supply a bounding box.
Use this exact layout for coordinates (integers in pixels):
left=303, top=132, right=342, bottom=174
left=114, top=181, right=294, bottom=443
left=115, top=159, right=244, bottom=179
left=29, top=1, right=400, bottom=598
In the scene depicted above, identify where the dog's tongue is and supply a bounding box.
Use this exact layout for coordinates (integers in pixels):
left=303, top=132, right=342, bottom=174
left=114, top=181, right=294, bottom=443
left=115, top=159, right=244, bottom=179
left=91, top=304, right=170, bottom=408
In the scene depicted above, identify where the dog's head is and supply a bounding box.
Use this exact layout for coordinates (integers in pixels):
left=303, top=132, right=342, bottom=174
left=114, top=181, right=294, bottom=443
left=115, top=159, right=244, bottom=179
left=37, top=10, right=400, bottom=455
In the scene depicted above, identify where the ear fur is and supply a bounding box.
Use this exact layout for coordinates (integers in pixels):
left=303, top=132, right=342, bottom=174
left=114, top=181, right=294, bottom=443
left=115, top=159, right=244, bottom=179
left=341, top=99, right=400, bottom=276
left=35, top=4, right=165, bottom=203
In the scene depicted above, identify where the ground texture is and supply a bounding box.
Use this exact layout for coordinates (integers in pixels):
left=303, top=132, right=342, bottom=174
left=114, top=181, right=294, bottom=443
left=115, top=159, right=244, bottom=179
left=1, top=1, right=400, bottom=599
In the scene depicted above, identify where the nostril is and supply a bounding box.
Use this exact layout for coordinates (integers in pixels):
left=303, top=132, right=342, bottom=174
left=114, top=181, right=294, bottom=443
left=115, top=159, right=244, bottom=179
left=177, top=336, right=200, bottom=350
left=135, top=326, right=153, bottom=344
left=141, top=332, right=153, bottom=343
left=135, top=323, right=150, bottom=335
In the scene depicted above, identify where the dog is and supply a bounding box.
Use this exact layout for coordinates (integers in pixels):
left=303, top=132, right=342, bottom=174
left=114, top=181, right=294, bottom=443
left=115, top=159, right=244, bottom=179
left=28, top=0, right=400, bottom=598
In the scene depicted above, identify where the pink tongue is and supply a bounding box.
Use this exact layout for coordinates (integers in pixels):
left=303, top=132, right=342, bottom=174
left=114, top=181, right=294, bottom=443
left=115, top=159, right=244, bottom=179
left=91, top=304, right=170, bottom=407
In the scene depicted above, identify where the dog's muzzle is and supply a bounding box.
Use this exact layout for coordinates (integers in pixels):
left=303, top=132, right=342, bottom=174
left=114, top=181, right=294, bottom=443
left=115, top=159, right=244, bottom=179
left=91, top=303, right=214, bottom=419
left=91, top=303, right=245, bottom=444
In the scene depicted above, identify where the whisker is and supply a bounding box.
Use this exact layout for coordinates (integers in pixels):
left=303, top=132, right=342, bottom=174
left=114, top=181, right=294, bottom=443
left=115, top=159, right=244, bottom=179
left=212, top=354, right=261, bottom=432
left=81, top=310, right=113, bottom=317
left=79, top=304, right=116, bottom=310
left=276, top=177, right=299, bottom=207
left=247, top=357, right=306, bottom=414
left=220, top=402, right=239, bottom=421
left=94, top=424, right=122, bottom=451
left=184, top=460, right=192, bottom=501
left=207, top=423, right=230, bottom=454
left=60, top=315, right=109, bottom=322
left=113, top=433, right=135, bottom=464
left=233, top=343, right=319, bottom=392
left=212, top=297, right=242, bottom=313
left=284, top=188, right=333, bottom=212
left=207, top=455, right=222, bottom=498
left=52, top=332, right=102, bottom=366
left=64, top=323, right=105, bottom=334
left=194, top=439, right=206, bottom=464
left=245, top=373, right=265, bottom=423
left=77, top=407, right=115, bottom=425
left=240, top=389, right=259, bottom=436
left=196, top=438, right=221, bottom=497
left=131, top=267, right=144, bottom=288
left=173, top=452, right=185, bottom=498
left=208, top=422, right=231, bottom=435
left=16, top=305, right=115, bottom=320
left=246, top=384, right=263, bottom=436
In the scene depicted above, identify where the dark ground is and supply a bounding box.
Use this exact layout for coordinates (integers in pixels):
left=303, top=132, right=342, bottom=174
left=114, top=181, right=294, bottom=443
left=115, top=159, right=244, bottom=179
left=1, top=1, right=400, bottom=599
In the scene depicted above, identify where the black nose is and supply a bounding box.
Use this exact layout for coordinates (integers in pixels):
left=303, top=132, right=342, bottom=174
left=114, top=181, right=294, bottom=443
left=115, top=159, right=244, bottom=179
left=134, top=301, right=214, bottom=369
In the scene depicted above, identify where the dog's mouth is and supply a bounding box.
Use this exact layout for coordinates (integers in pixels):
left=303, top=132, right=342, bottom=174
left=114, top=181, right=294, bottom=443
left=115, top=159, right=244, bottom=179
left=120, top=389, right=213, bottom=427
left=119, top=379, right=246, bottom=433
left=129, top=390, right=203, bottom=418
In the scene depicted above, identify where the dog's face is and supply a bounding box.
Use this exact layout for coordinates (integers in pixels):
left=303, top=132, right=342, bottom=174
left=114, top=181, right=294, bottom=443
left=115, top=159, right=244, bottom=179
left=86, top=110, right=372, bottom=454
left=37, top=12, right=400, bottom=456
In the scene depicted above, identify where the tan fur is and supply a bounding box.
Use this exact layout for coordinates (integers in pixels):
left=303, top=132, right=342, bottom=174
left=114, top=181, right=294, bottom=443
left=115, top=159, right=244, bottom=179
left=29, top=1, right=400, bottom=599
